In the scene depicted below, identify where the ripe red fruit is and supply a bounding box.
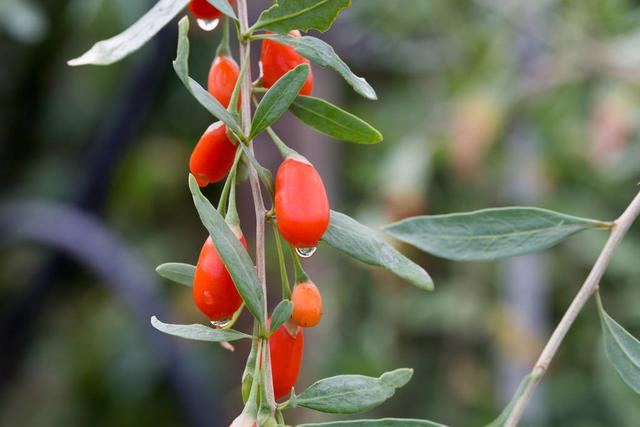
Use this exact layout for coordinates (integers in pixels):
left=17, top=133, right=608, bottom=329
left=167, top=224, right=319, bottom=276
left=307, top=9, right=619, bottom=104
left=193, top=231, right=247, bottom=322
left=269, top=320, right=304, bottom=400
left=190, top=122, right=237, bottom=187
left=188, top=0, right=232, bottom=21
left=291, top=282, right=323, bottom=328
left=275, top=157, right=330, bottom=248
left=208, top=55, right=240, bottom=109
left=260, top=30, right=313, bottom=96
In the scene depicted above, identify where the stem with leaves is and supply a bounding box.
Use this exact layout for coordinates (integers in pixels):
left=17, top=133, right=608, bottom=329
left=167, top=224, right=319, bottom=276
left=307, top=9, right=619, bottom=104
left=504, top=190, right=640, bottom=427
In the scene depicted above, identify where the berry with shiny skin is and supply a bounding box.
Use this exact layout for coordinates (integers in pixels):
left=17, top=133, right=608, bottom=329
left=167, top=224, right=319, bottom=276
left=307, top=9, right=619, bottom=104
left=260, top=30, right=313, bottom=96
left=291, top=281, right=323, bottom=327
left=208, top=55, right=240, bottom=109
left=190, top=122, right=237, bottom=187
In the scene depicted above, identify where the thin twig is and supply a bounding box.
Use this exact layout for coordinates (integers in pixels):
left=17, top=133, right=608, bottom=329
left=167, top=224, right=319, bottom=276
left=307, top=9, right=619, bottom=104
left=504, top=189, right=640, bottom=427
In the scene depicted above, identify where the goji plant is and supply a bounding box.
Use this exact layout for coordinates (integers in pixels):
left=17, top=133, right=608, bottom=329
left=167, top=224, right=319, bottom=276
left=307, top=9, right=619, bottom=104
left=69, top=1, right=640, bottom=426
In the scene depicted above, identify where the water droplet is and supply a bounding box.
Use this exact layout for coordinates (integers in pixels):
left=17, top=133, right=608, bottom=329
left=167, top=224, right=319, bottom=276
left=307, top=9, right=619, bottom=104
left=197, top=18, right=220, bottom=31
left=296, top=246, right=317, bottom=258
left=210, top=318, right=232, bottom=329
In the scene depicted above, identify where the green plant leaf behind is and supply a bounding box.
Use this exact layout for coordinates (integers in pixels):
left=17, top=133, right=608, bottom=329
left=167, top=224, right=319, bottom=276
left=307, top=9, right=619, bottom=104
left=290, top=96, right=382, bottom=144
left=156, top=262, right=195, bottom=287
left=205, top=0, right=238, bottom=20
left=598, top=297, right=640, bottom=394
left=250, top=64, right=309, bottom=139
left=253, top=0, right=350, bottom=34
left=296, top=419, right=448, bottom=427
left=173, top=17, right=243, bottom=137
left=484, top=373, right=534, bottom=427
left=150, top=316, right=251, bottom=342
left=188, top=175, right=266, bottom=330
left=322, top=210, right=433, bottom=291
left=68, top=0, right=191, bottom=66
left=290, top=369, right=412, bottom=414
left=270, top=300, right=294, bottom=335
left=260, top=34, right=376, bottom=100
left=384, top=207, right=611, bottom=262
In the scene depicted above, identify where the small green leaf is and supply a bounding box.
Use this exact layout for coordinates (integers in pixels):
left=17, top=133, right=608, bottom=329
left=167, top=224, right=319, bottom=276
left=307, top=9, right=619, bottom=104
left=205, top=0, right=238, bottom=20
left=150, top=316, right=251, bottom=342
left=251, top=64, right=309, bottom=139
left=260, top=34, right=376, bottom=100
left=174, top=17, right=243, bottom=137
left=296, top=419, right=448, bottom=427
left=322, top=211, right=433, bottom=291
left=270, top=300, right=294, bottom=335
left=291, top=369, right=412, bottom=414
left=384, top=207, right=610, bottom=262
left=189, top=175, right=266, bottom=330
left=290, top=96, right=382, bottom=144
left=156, top=262, right=195, bottom=287
left=484, top=373, right=534, bottom=427
left=68, top=0, right=190, bottom=66
left=237, top=143, right=275, bottom=196
left=598, top=298, right=640, bottom=394
left=253, top=0, right=350, bottom=34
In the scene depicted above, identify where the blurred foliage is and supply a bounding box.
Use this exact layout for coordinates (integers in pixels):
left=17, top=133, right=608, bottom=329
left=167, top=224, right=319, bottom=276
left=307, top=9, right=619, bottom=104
left=1, top=1, right=640, bottom=427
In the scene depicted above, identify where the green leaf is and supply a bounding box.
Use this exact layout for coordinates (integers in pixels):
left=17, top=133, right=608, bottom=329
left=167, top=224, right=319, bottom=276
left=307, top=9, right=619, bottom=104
left=260, top=34, right=376, bottom=100
left=290, top=96, right=382, bottom=143
left=205, top=0, right=238, bottom=20
left=189, top=175, right=266, bottom=330
left=322, top=211, right=433, bottom=291
left=598, top=298, right=640, bottom=394
left=484, top=373, right=534, bottom=427
left=270, top=300, right=294, bottom=335
left=296, top=419, right=448, bottom=427
left=237, top=142, right=275, bottom=196
left=384, top=207, right=610, bottom=262
left=68, top=0, right=191, bottom=66
left=150, top=316, right=252, bottom=342
left=250, top=64, right=309, bottom=139
left=156, top=262, right=195, bottom=287
left=253, top=0, right=350, bottom=34
left=290, top=369, right=413, bottom=414
left=173, top=17, right=243, bottom=137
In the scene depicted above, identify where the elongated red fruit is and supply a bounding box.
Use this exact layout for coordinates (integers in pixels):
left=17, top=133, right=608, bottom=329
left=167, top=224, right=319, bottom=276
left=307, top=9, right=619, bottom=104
left=291, top=281, right=323, bottom=328
left=188, top=0, right=233, bottom=20
left=190, top=122, right=237, bottom=187
left=208, top=55, right=240, bottom=109
left=260, top=30, right=313, bottom=96
left=193, top=231, right=247, bottom=322
left=270, top=320, right=304, bottom=400
left=275, top=157, right=330, bottom=247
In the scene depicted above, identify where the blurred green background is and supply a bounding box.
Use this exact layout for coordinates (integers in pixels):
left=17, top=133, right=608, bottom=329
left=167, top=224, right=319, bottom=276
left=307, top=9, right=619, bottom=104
left=1, top=1, right=640, bottom=426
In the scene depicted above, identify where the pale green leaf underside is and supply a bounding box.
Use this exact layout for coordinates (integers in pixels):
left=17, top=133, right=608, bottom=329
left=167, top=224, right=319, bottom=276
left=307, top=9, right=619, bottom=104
left=254, top=0, right=351, bottom=33
left=156, top=262, right=195, bottom=287
left=296, top=420, right=448, bottom=427
left=68, top=0, right=190, bottom=66
left=384, top=207, right=609, bottom=261
left=322, top=211, right=433, bottom=291
left=205, top=0, right=238, bottom=20
left=270, top=300, right=294, bottom=335
left=150, top=316, right=251, bottom=342
left=484, top=373, right=534, bottom=427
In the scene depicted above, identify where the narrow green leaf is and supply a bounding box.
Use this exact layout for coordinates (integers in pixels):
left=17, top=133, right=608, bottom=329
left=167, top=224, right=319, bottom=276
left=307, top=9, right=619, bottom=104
left=68, top=0, right=190, bottom=66
left=205, top=0, right=238, bottom=20
left=189, top=174, right=266, bottom=329
left=291, top=369, right=413, bottom=414
left=260, top=34, right=376, bottom=100
left=174, top=17, right=243, bottom=137
left=484, top=373, right=534, bottom=427
left=253, top=0, right=350, bottom=34
left=156, top=262, right=195, bottom=287
left=270, top=300, right=294, bottom=335
left=290, top=96, right=382, bottom=143
left=296, top=419, right=448, bottom=427
left=150, top=316, right=251, bottom=342
left=237, top=142, right=275, bottom=196
left=251, top=64, right=309, bottom=139
left=598, top=298, right=640, bottom=394
left=384, top=207, right=610, bottom=262
left=322, top=211, right=433, bottom=291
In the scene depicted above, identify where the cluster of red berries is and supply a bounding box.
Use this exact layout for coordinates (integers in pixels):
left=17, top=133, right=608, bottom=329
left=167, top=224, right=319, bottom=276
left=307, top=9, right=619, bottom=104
left=188, top=0, right=326, bottom=402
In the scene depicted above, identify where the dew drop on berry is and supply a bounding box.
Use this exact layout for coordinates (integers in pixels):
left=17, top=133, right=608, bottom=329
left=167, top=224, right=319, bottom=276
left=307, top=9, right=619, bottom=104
left=197, top=18, right=220, bottom=31
left=210, top=318, right=232, bottom=329
left=296, top=246, right=317, bottom=258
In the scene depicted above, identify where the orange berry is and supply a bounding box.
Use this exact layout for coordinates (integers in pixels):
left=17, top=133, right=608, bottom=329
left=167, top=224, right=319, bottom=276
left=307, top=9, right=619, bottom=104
left=291, top=281, right=323, bottom=328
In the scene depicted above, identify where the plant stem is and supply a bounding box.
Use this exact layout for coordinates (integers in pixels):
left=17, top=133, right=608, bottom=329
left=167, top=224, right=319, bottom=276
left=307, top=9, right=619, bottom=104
left=272, top=221, right=292, bottom=299
left=504, top=189, right=640, bottom=427
left=237, top=0, right=277, bottom=411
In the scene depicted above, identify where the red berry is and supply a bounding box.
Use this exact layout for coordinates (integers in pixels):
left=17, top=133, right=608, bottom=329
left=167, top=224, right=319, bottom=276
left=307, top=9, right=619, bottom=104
left=208, top=55, right=240, bottom=109
left=269, top=320, right=304, bottom=400
left=188, top=0, right=232, bottom=21
left=260, top=30, right=313, bottom=96
left=275, top=157, right=330, bottom=247
left=291, top=281, right=323, bottom=328
left=193, top=231, right=247, bottom=322
left=190, top=122, right=237, bottom=187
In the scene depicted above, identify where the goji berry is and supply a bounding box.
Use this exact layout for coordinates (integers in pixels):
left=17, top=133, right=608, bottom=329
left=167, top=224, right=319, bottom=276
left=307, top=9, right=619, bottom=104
left=260, top=30, right=313, bottom=96
left=269, top=319, right=304, bottom=400
left=291, top=281, right=323, bottom=328
left=188, top=0, right=232, bottom=21
left=208, top=55, right=240, bottom=109
left=190, top=122, right=237, bottom=187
